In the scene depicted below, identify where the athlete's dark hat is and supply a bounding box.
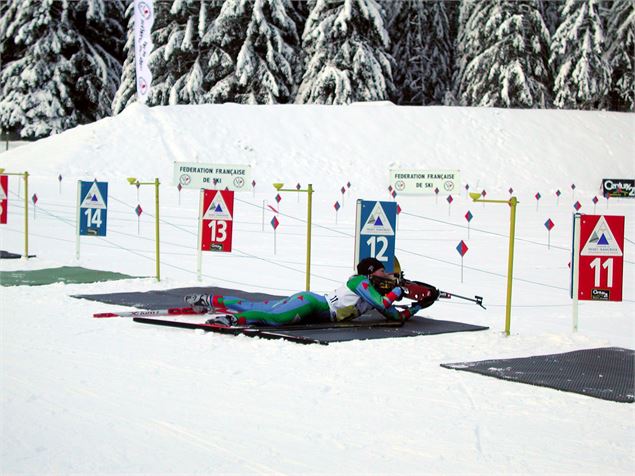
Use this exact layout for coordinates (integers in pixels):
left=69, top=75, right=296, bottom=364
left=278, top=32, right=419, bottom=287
left=356, top=257, right=384, bottom=275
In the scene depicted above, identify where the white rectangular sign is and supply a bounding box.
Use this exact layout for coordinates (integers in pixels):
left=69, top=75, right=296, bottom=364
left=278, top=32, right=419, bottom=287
left=389, top=169, right=460, bottom=195
left=173, top=162, right=252, bottom=191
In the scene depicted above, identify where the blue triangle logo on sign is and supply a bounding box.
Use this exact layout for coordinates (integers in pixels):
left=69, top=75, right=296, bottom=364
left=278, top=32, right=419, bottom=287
left=215, top=204, right=223, bottom=213
left=91, top=195, right=98, bottom=202
left=374, top=216, right=383, bottom=226
left=597, top=233, right=609, bottom=245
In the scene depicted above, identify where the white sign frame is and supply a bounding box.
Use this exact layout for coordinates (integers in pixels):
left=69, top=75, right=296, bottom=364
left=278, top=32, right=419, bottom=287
left=173, top=162, right=252, bottom=191
left=389, top=169, right=460, bottom=195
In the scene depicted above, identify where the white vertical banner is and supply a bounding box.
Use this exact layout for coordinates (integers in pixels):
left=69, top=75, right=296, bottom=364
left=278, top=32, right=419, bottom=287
left=133, top=0, right=155, bottom=103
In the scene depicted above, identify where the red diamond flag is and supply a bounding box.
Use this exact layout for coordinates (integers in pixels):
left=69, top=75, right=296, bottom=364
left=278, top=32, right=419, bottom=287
left=397, top=204, right=401, bottom=214
left=447, top=195, right=453, bottom=204
left=252, top=180, right=256, bottom=187
left=465, top=210, right=473, bottom=222
left=556, top=189, right=561, bottom=197
left=391, top=190, right=397, bottom=198
left=456, top=240, right=468, bottom=257
left=275, top=193, right=281, bottom=203
left=509, top=187, right=514, bottom=194
left=334, top=201, right=340, bottom=211
left=544, top=218, right=554, bottom=231
left=271, top=216, right=279, bottom=230
left=347, top=181, right=351, bottom=188
left=135, top=205, right=143, bottom=216
left=535, top=192, right=541, bottom=200
left=177, top=183, right=182, bottom=191
left=32, top=194, right=38, bottom=204
left=434, top=187, right=439, bottom=195
left=481, top=190, right=487, bottom=197
left=573, top=201, right=581, bottom=211
left=592, top=196, right=598, bottom=204
left=388, top=185, right=393, bottom=192
left=296, top=183, right=301, bottom=190
left=571, top=183, right=576, bottom=190
left=58, top=174, right=62, bottom=182
left=465, top=184, right=470, bottom=190
left=341, top=186, right=346, bottom=194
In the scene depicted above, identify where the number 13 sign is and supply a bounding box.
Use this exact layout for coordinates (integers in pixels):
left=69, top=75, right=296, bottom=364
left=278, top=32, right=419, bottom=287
left=574, top=214, right=625, bottom=301
left=200, top=189, right=234, bottom=252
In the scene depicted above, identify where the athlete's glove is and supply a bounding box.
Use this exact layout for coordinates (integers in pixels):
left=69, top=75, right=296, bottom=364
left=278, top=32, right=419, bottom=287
left=402, top=281, right=436, bottom=301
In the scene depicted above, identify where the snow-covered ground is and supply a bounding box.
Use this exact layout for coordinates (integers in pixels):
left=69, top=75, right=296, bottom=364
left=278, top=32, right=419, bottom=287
left=1, top=103, right=634, bottom=474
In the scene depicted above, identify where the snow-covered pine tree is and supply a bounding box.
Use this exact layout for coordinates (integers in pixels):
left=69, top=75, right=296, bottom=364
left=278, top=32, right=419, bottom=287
left=67, top=0, right=126, bottom=121
left=549, top=0, right=610, bottom=110
left=147, top=0, right=220, bottom=106
left=540, top=0, right=561, bottom=36
left=606, top=0, right=634, bottom=111
left=296, top=0, right=394, bottom=104
left=389, top=0, right=452, bottom=105
left=0, top=0, right=125, bottom=138
left=201, top=0, right=301, bottom=104
left=233, top=0, right=302, bottom=103
left=455, top=0, right=551, bottom=108
left=200, top=0, right=251, bottom=103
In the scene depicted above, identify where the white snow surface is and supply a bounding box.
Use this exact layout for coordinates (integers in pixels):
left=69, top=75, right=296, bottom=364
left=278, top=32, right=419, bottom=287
left=1, top=102, right=634, bottom=475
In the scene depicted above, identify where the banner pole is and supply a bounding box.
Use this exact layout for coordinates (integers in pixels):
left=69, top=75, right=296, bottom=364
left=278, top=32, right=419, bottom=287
left=197, top=189, right=203, bottom=281
left=76, top=181, right=81, bottom=259
left=571, top=213, right=581, bottom=332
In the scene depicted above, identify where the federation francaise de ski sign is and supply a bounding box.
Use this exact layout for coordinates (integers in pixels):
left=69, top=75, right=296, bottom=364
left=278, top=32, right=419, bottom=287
left=389, top=169, right=460, bottom=195
left=173, top=162, right=252, bottom=191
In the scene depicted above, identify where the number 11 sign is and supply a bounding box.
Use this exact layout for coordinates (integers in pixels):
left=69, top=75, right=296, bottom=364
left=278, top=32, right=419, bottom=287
left=571, top=213, right=625, bottom=330
left=577, top=214, right=625, bottom=301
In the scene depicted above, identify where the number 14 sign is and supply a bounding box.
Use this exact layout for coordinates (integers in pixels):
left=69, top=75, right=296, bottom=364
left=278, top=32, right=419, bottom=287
left=573, top=214, right=625, bottom=302
left=199, top=189, right=234, bottom=252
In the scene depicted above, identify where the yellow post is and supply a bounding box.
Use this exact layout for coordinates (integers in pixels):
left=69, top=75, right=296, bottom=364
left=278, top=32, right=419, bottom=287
left=128, top=177, right=161, bottom=281
left=273, top=182, right=314, bottom=291
left=469, top=192, right=519, bottom=335
left=23, top=171, right=29, bottom=259
left=305, top=184, right=313, bottom=291
left=0, top=169, right=30, bottom=259
left=155, top=177, right=161, bottom=281
left=504, top=197, right=518, bottom=335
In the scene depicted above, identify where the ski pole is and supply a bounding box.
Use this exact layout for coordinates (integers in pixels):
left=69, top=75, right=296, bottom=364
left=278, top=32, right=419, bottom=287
left=439, top=291, right=486, bottom=309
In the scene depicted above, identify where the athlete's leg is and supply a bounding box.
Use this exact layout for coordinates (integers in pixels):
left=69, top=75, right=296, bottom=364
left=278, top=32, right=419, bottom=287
left=232, top=292, right=330, bottom=326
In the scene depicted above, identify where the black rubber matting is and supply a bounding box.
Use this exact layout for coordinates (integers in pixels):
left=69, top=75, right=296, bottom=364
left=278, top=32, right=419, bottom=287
left=73, top=286, right=489, bottom=341
left=441, top=347, right=634, bottom=403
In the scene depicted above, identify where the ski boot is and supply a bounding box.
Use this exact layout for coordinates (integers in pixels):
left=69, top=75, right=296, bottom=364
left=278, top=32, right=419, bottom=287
left=184, top=294, right=212, bottom=313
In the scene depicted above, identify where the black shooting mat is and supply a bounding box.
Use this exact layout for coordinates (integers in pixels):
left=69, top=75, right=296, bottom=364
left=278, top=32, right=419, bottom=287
left=1, top=266, right=140, bottom=286
left=72, top=286, right=285, bottom=308
left=441, top=347, right=634, bottom=403
left=73, top=286, right=489, bottom=341
left=0, top=250, right=36, bottom=259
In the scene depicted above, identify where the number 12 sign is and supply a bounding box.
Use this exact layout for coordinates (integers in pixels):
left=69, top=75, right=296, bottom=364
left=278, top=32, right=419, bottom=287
left=200, top=189, right=234, bottom=252
left=575, top=214, right=625, bottom=301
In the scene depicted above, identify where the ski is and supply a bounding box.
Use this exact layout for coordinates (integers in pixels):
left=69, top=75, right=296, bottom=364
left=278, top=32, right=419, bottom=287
left=93, top=307, right=205, bottom=318
left=132, top=317, right=329, bottom=345
left=132, top=317, right=404, bottom=332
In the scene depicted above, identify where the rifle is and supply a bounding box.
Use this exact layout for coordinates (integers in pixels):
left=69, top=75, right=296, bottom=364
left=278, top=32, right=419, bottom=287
left=373, top=274, right=486, bottom=310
